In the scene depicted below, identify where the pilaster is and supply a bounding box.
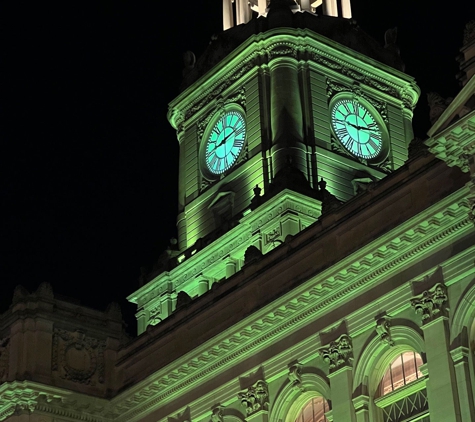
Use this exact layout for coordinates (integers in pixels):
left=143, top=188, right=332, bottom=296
left=411, top=284, right=461, bottom=422
left=352, top=394, right=369, bottom=422
left=319, top=334, right=356, bottom=422
left=450, top=346, right=475, bottom=422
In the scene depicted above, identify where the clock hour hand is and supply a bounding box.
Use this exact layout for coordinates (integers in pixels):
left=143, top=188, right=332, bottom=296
left=346, top=121, right=367, bottom=131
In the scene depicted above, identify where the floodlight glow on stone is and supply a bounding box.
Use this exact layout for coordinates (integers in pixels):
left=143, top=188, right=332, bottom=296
left=205, top=111, right=246, bottom=174
left=331, top=99, right=383, bottom=159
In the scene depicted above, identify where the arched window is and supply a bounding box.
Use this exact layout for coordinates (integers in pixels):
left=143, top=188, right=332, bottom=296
left=378, top=351, right=423, bottom=397
left=294, top=396, right=329, bottom=422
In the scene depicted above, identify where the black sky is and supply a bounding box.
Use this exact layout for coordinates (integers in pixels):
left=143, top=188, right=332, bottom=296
left=2, top=2, right=474, bottom=334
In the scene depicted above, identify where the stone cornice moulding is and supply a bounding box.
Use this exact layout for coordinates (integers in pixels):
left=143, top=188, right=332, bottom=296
left=425, top=110, right=475, bottom=172
left=168, top=29, right=419, bottom=130
left=128, top=190, right=321, bottom=312
left=113, top=188, right=471, bottom=421
left=0, top=380, right=112, bottom=422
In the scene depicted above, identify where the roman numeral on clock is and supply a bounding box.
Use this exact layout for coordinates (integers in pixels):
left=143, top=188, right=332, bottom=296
left=336, top=128, right=347, bottom=138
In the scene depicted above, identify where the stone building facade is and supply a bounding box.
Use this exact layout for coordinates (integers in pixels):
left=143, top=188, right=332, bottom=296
left=1, top=2, right=475, bottom=422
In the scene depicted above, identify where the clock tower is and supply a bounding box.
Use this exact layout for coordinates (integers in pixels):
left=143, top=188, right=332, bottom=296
left=129, top=0, right=420, bottom=334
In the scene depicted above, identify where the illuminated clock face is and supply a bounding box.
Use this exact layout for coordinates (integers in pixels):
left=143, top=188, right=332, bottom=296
left=331, top=99, right=383, bottom=160
left=205, top=110, right=246, bottom=175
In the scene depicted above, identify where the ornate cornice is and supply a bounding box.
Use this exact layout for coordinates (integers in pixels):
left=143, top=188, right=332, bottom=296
left=0, top=381, right=112, bottom=422
left=114, top=189, right=470, bottom=421
left=168, top=30, right=419, bottom=130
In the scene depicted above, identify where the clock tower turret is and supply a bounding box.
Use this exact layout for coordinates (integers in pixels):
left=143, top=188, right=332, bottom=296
left=128, top=0, right=420, bottom=334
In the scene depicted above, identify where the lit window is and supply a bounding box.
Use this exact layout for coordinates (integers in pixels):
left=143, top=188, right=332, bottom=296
left=378, top=351, right=423, bottom=397
left=294, top=396, right=329, bottom=422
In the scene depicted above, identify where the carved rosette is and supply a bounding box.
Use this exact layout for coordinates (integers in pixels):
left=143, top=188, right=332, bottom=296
left=411, top=283, right=449, bottom=323
left=319, top=334, right=353, bottom=371
left=238, top=380, right=269, bottom=416
left=375, top=317, right=395, bottom=347
left=288, top=362, right=304, bottom=392
left=52, top=329, right=105, bottom=385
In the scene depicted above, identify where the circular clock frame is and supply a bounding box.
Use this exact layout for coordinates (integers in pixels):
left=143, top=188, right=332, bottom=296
left=329, top=94, right=389, bottom=163
left=200, top=106, right=247, bottom=177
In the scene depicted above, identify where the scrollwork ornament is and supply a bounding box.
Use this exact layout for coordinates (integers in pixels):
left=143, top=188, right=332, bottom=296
left=375, top=317, right=395, bottom=347
left=148, top=304, right=162, bottom=326
left=211, top=405, right=224, bottom=422
left=238, top=380, right=269, bottom=416
left=326, top=78, right=347, bottom=97
left=319, top=334, right=353, bottom=371
left=288, top=362, right=304, bottom=392
left=411, top=283, right=449, bottom=323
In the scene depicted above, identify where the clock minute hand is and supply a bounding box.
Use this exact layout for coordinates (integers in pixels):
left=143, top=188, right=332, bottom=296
left=216, top=132, right=234, bottom=148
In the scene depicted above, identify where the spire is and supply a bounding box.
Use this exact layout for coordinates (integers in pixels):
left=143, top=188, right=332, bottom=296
left=222, top=0, right=352, bottom=31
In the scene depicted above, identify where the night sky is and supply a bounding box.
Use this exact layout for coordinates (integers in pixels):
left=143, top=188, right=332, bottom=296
left=2, top=2, right=473, bottom=334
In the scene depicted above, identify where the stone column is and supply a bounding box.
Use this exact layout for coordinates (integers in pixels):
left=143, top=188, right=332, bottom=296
left=238, top=380, right=269, bottom=422
left=340, top=0, right=352, bottom=18
left=451, top=346, right=475, bottom=422
left=323, top=0, right=338, bottom=16
left=226, top=257, right=237, bottom=278
left=300, top=0, right=312, bottom=11
left=269, top=57, right=307, bottom=179
left=352, top=395, right=369, bottom=422
left=223, top=0, right=233, bottom=30
left=320, top=335, right=356, bottom=422
left=258, top=0, right=267, bottom=16
left=236, top=0, right=251, bottom=25
left=198, top=278, right=209, bottom=295
left=411, top=283, right=461, bottom=422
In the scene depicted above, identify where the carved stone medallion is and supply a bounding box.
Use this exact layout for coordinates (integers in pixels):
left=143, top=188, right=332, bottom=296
left=52, top=329, right=105, bottom=385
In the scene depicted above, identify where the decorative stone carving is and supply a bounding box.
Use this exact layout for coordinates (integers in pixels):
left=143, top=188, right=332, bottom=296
left=427, top=92, right=450, bottom=124
left=169, top=406, right=191, bottom=422
left=463, top=19, right=475, bottom=45
left=211, top=405, right=224, bottom=422
left=0, top=337, right=9, bottom=382
left=238, top=380, right=269, bottom=416
left=52, top=329, right=105, bottom=385
left=288, top=362, right=304, bottom=392
left=148, top=304, right=162, bottom=326
left=411, top=283, right=449, bottom=323
left=319, top=334, right=353, bottom=370
left=375, top=316, right=395, bottom=347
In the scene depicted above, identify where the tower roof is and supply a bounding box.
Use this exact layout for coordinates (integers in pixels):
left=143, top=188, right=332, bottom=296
left=182, top=10, right=404, bottom=89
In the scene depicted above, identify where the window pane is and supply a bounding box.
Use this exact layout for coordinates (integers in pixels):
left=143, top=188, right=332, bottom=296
left=295, top=397, right=328, bottom=422
left=402, top=351, right=417, bottom=384
left=378, top=352, right=424, bottom=396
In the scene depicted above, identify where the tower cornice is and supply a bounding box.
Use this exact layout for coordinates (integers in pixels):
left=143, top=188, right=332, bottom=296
left=168, top=28, right=419, bottom=132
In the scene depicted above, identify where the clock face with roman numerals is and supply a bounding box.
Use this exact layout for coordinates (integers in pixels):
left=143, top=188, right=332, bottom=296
left=205, top=110, right=246, bottom=175
left=331, top=99, right=384, bottom=160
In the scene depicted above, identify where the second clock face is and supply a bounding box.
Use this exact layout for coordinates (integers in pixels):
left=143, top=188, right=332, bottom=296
left=331, top=99, right=383, bottom=160
left=205, top=110, right=246, bottom=175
